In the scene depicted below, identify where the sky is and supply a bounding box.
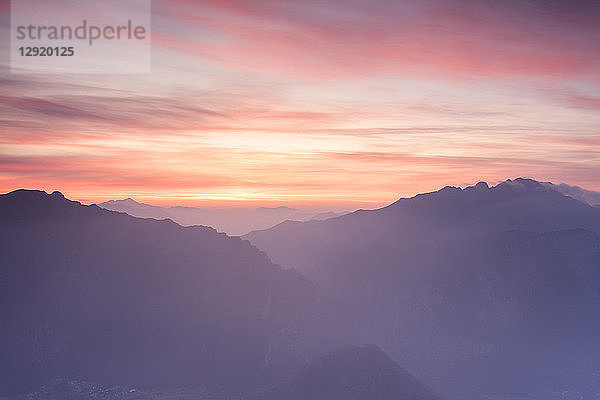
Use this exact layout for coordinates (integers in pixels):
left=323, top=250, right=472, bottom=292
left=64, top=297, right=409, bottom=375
left=1, top=0, right=599, bottom=208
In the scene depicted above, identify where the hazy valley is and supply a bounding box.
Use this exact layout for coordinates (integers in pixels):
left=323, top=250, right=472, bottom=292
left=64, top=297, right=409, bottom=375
left=2, top=179, right=600, bottom=400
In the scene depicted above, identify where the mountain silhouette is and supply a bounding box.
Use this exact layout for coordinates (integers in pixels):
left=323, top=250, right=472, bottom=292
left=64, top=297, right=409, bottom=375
left=250, top=345, right=442, bottom=400
left=99, top=198, right=346, bottom=236
left=245, top=179, right=600, bottom=399
left=246, top=178, right=600, bottom=283
left=543, top=181, right=600, bottom=206
left=0, top=190, right=322, bottom=397
left=4, top=181, right=600, bottom=400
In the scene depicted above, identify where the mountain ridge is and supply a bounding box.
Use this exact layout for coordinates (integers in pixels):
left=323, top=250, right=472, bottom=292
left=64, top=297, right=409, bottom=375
left=247, top=178, right=600, bottom=237
left=4, top=182, right=600, bottom=400
left=0, top=189, right=323, bottom=397
left=97, top=197, right=346, bottom=236
left=244, top=178, right=600, bottom=400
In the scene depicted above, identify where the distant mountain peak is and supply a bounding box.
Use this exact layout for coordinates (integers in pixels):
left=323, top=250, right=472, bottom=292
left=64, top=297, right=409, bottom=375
left=404, top=178, right=600, bottom=209
left=256, top=206, right=299, bottom=212
left=50, top=190, right=66, bottom=198
left=402, top=178, right=552, bottom=204
left=101, top=197, right=142, bottom=206
left=540, top=181, right=600, bottom=206
left=472, top=181, right=489, bottom=190
left=496, top=177, right=548, bottom=191
left=6, top=188, right=50, bottom=197
left=438, top=185, right=461, bottom=193
left=3, top=189, right=76, bottom=205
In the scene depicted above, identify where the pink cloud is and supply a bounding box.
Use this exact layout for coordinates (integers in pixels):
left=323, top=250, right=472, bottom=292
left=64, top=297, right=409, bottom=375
left=152, top=0, right=600, bottom=81
left=2, top=0, right=599, bottom=206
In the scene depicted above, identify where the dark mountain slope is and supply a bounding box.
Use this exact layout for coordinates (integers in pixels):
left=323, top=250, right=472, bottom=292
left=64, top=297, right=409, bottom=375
left=343, top=229, right=600, bottom=397
left=98, top=198, right=346, bottom=236
left=544, top=181, right=600, bottom=206
left=244, top=179, right=600, bottom=399
left=0, top=190, right=321, bottom=397
left=245, top=179, right=600, bottom=284
left=250, top=345, right=442, bottom=400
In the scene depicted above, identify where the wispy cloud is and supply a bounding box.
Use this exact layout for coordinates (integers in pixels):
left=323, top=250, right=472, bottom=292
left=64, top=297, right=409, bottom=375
left=1, top=0, right=599, bottom=205
left=151, top=0, right=600, bottom=80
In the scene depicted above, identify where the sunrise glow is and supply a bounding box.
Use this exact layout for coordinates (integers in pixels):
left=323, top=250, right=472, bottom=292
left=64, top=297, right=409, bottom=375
left=1, top=0, right=599, bottom=207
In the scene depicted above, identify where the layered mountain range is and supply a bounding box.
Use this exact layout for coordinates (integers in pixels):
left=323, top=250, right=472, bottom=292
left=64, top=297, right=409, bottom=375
left=246, top=178, right=600, bottom=399
left=98, top=198, right=345, bottom=236
left=2, top=178, right=600, bottom=400
left=0, top=190, right=323, bottom=397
